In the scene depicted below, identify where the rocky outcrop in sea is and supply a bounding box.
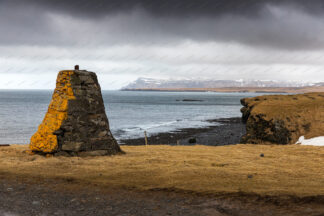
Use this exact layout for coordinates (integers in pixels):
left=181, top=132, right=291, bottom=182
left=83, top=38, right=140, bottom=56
left=240, top=93, right=324, bottom=144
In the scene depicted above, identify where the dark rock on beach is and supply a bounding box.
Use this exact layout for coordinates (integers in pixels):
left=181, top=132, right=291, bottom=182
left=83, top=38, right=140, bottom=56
left=188, top=138, right=197, bottom=144
left=176, top=99, right=204, bottom=102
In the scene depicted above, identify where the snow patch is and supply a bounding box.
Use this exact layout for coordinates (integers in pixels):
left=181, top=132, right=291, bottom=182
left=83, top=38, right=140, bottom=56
left=296, top=136, right=324, bottom=146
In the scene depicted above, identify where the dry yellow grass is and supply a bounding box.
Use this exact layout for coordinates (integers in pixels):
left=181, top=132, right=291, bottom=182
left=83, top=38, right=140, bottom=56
left=1, top=144, right=324, bottom=197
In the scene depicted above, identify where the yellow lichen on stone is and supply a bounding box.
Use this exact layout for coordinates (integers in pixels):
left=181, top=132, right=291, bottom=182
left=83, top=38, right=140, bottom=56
left=29, top=70, right=76, bottom=153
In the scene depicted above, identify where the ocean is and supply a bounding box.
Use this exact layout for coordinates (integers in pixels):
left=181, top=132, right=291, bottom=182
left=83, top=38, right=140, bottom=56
left=0, top=90, right=265, bottom=144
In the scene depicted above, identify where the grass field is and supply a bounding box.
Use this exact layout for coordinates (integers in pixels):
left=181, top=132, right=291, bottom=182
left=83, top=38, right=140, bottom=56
left=1, top=144, right=324, bottom=197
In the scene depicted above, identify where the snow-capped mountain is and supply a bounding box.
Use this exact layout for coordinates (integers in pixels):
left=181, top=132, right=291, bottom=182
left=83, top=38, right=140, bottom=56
left=122, top=78, right=316, bottom=89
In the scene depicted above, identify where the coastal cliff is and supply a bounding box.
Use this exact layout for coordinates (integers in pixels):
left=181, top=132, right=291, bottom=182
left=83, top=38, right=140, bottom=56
left=241, top=93, right=324, bottom=144
left=30, top=69, right=122, bottom=156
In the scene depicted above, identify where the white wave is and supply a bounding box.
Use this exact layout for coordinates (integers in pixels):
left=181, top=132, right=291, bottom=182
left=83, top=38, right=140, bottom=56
left=140, top=121, right=178, bottom=130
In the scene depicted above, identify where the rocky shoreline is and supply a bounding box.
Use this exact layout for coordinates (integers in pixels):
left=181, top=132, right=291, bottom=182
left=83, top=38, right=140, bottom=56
left=120, top=92, right=324, bottom=147
left=120, top=117, right=246, bottom=146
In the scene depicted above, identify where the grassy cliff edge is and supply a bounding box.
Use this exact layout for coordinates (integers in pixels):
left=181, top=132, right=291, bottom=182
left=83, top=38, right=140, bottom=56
left=241, top=92, right=324, bottom=144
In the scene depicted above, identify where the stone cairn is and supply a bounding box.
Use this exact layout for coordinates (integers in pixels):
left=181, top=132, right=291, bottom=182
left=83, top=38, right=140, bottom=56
left=29, top=66, right=122, bottom=156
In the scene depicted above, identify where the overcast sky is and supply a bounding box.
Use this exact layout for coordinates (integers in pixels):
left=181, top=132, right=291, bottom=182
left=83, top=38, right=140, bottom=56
left=1, top=0, right=324, bottom=89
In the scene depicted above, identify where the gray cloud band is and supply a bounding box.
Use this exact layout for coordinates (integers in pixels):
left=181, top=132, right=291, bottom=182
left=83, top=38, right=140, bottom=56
left=0, top=0, right=324, bottom=50
left=3, top=0, right=324, bottom=18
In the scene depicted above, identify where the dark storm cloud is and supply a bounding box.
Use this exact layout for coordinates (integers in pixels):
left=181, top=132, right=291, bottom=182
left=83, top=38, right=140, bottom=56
left=3, top=0, right=324, bottom=18
left=0, top=0, right=324, bottom=50
left=1, top=0, right=263, bottom=18
left=1, top=1, right=324, bottom=87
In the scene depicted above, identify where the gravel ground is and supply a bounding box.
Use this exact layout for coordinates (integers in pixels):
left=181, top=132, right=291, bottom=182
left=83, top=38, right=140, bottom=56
left=1, top=178, right=324, bottom=216
left=0, top=179, right=226, bottom=216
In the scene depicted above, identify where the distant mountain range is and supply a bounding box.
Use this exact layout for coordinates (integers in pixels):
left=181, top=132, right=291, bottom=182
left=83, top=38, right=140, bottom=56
left=122, top=78, right=323, bottom=89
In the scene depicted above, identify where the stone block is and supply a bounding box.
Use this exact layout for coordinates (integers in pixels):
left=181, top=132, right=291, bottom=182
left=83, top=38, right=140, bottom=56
left=29, top=69, right=122, bottom=156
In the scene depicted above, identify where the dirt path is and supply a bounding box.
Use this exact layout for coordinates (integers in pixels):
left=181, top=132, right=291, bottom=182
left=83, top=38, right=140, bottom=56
left=1, top=179, right=324, bottom=216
